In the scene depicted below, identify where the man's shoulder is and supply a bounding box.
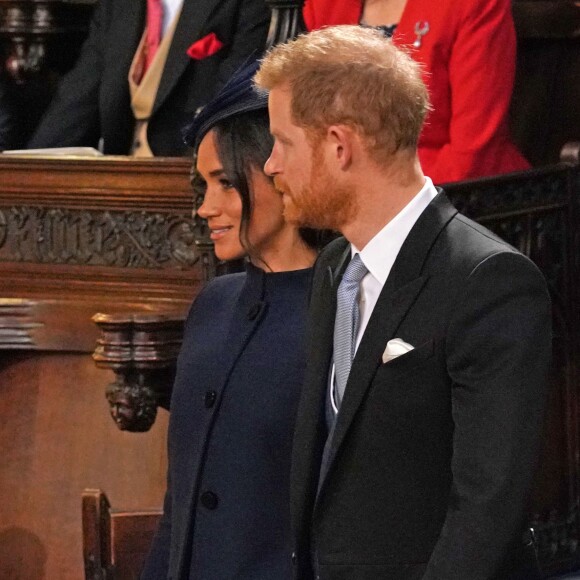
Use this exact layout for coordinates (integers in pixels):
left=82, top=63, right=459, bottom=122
left=446, top=210, right=519, bottom=256
left=431, top=204, right=540, bottom=279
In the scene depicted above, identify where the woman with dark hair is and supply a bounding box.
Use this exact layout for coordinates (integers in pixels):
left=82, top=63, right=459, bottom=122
left=141, top=62, right=323, bottom=580
left=303, top=0, right=530, bottom=183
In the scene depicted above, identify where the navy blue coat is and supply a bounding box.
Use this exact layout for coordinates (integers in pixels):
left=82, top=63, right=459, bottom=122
left=142, top=263, right=313, bottom=579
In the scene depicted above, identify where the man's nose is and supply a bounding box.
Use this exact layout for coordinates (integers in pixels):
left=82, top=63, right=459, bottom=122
left=264, top=150, right=279, bottom=176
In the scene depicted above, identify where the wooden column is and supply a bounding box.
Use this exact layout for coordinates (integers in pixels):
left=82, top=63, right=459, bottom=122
left=0, top=0, right=95, bottom=146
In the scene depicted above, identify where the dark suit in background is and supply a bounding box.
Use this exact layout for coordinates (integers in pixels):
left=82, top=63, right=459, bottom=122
left=27, top=0, right=269, bottom=155
left=0, top=76, right=16, bottom=151
left=292, top=192, right=551, bottom=580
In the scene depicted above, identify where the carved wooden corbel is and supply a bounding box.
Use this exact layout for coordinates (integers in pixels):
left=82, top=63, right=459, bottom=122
left=93, top=312, right=185, bottom=432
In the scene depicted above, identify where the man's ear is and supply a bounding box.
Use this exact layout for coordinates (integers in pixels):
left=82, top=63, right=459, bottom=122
left=326, top=125, right=353, bottom=170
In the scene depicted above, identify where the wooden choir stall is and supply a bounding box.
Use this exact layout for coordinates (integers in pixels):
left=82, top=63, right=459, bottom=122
left=0, top=154, right=204, bottom=578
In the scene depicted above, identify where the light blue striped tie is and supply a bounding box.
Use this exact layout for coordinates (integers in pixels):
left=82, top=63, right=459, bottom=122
left=333, top=253, right=368, bottom=409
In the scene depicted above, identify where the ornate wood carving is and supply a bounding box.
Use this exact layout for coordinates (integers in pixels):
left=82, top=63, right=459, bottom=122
left=265, top=0, right=305, bottom=49
left=93, top=312, right=185, bottom=432
left=0, top=206, right=199, bottom=269
left=0, top=0, right=94, bottom=83
left=0, top=155, right=205, bottom=352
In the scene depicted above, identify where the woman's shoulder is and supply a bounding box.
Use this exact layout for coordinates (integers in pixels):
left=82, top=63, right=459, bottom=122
left=186, top=272, right=247, bottom=322
left=196, top=272, right=247, bottom=304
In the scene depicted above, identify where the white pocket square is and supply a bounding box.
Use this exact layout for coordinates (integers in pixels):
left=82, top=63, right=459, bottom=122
left=382, top=338, right=414, bottom=364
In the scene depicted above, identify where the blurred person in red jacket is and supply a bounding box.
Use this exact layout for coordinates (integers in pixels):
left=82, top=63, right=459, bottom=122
left=303, top=0, right=530, bottom=183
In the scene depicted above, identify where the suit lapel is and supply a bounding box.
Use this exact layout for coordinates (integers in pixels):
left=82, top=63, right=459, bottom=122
left=154, top=0, right=218, bottom=114
left=316, top=192, right=457, bottom=496
left=290, top=241, right=349, bottom=538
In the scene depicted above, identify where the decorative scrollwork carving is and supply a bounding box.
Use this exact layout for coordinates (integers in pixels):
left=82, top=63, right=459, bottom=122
left=0, top=206, right=200, bottom=269
left=445, top=165, right=575, bottom=301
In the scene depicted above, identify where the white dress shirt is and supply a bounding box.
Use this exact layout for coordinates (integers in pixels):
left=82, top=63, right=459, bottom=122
left=162, top=0, right=183, bottom=35
left=330, top=176, right=438, bottom=413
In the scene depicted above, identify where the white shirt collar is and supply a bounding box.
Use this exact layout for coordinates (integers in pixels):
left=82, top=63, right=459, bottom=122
left=352, top=177, right=438, bottom=286
left=162, top=0, right=183, bottom=35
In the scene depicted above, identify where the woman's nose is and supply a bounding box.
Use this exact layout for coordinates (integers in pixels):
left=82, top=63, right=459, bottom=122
left=197, top=191, right=219, bottom=219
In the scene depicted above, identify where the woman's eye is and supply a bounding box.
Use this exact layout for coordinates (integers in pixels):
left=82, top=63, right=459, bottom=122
left=191, top=172, right=207, bottom=196
left=219, top=178, right=234, bottom=190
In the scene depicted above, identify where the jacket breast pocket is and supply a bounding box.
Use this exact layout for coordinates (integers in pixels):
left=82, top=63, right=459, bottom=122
left=377, top=339, right=435, bottom=374
left=370, top=339, right=441, bottom=399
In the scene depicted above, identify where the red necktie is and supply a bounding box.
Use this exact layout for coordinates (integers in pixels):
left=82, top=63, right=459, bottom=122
left=145, top=0, right=163, bottom=70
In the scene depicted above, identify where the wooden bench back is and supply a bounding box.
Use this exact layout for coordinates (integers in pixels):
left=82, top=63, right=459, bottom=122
left=82, top=488, right=162, bottom=580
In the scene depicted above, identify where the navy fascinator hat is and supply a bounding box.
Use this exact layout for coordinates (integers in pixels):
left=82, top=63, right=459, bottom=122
left=182, top=59, right=269, bottom=152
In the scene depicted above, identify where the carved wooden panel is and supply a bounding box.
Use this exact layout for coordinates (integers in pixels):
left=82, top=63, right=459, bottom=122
left=445, top=161, right=580, bottom=575
left=0, top=0, right=94, bottom=82
left=0, top=155, right=204, bottom=350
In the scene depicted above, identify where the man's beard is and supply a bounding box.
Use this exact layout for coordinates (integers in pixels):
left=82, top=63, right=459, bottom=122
left=274, top=155, right=357, bottom=232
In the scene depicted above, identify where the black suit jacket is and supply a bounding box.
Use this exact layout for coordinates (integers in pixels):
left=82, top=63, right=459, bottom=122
left=291, top=192, right=551, bottom=580
left=0, top=76, right=15, bottom=151
left=27, top=0, right=269, bottom=155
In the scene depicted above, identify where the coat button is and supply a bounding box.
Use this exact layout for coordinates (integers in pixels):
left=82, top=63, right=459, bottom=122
left=247, top=303, right=262, bottom=320
left=204, top=390, right=217, bottom=408
left=291, top=551, right=298, bottom=565
left=200, top=491, right=218, bottom=510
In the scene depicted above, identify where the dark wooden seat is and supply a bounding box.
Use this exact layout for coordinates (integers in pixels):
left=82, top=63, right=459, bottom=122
left=82, top=488, right=162, bottom=580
